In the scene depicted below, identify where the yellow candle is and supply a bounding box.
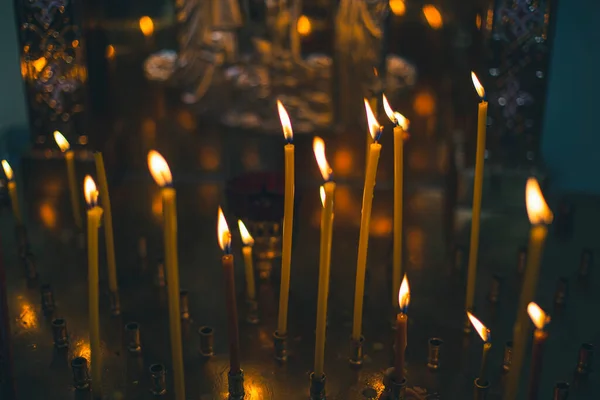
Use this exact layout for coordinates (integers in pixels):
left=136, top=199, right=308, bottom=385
left=238, top=220, right=257, bottom=300
left=527, top=302, right=550, bottom=400
left=277, top=100, right=295, bottom=336
left=352, top=99, right=383, bottom=341
left=2, top=160, right=22, bottom=225
left=383, top=95, right=410, bottom=306
left=94, top=152, right=118, bottom=293
left=147, top=151, right=186, bottom=400
left=504, top=178, right=553, bottom=400
left=465, top=73, right=488, bottom=314
left=467, top=312, right=492, bottom=384
left=54, top=131, right=82, bottom=229
left=83, top=176, right=104, bottom=397
left=313, top=137, right=335, bottom=376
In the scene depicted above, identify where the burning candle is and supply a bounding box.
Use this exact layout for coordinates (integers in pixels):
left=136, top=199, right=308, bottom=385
left=467, top=311, right=492, bottom=384
left=2, top=160, right=22, bottom=225
left=504, top=178, right=553, bottom=400
left=83, top=176, right=103, bottom=396
left=394, top=275, right=410, bottom=382
left=147, top=151, right=186, bottom=400
left=313, top=137, right=335, bottom=377
left=276, top=100, right=295, bottom=337
left=218, top=208, right=241, bottom=374
left=238, top=220, right=256, bottom=301
left=465, top=73, right=487, bottom=316
left=383, top=95, right=410, bottom=307
left=54, top=131, right=82, bottom=229
left=527, top=302, right=550, bottom=400
left=352, top=99, right=384, bottom=341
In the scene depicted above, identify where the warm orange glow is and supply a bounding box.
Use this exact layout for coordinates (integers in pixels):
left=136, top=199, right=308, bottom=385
left=389, top=0, right=406, bottom=16
left=2, top=160, right=13, bottom=181
left=471, top=72, right=485, bottom=99
left=32, top=57, right=47, bottom=74
left=527, top=302, right=550, bottom=330
left=370, top=215, right=392, bottom=237
left=105, top=45, right=116, bottom=60
left=467, top=311, right=490, bottom=342
left=423, top=5, right=443, bottom=29
left=84, top=175, right=99, bottom=207
left=398, top=275, right=410, bottom=310
left=320, top=186, right=326, bottom=208
left=139, top=16, right=154, bottom=37
left=297, top=15, right=312, bottom=36
left=74, top=339, right=91, bottom=361
left=39, top=202, right=57, bottom=229
left=277, top=100, right=293, bottom=142
left=413, top=91, right=436, bottom=116
left=151, top=191, right=163, bottom=222
left=364, top=98, right=382, bottom=140
left=475, top=14, right=482, bottom=29
left=53, top=131, right=70, bottom=152
left=199, top=146, right=220, bottom=171
left=525, top=178, right=553, bottom=225
left=147, top=150, right=172, bottom=187
left=217, top=207, right=231, bottom=252
left=238, top=220, right=254, bottom=246
left=246, top=383, right=264, bottom=399
left=19, top=301, right=37, bottom=329
left=313, top=137, right=332, bottom=181
left=382, top=94, right=409, bottom=130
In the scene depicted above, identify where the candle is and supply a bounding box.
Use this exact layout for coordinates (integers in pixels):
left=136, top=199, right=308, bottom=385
left=467, top=311, right=492, bottom=383
left=147, top=151, right=186, bottom=400
left=238, top=220, right=256, bottom=300
left=2, top=160, right=22, bottom=225
left=54, top=131, right=82, bottom=229
left=382, top=95, right=410, bottom=306
left=465, top=73, right=487, bottom=315
left=394, top=275, right=410, bottom=382
left=504, top=178, right=553, bottom=400
left=352, top=99, right=384, bottom=341
left=527, top=302, right=550, bottom=400
left=218, top=208, right=241, bottom=373
left=93, top=152, right=118, bottom=294
left=313, top=137, right=335, bottom=377
left=276, top=100, right=295, bottom=336
left=83, top=176, right=103, bottom=396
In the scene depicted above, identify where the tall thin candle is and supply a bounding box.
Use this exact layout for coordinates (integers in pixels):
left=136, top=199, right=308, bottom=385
left=238, top=220, right=256, bottom=301
left=352, top=99, right=384, bottom=341
left=527, top=302, right=550, bottom=400
left=2, top=160, right=22, bottom=225
left=54, top=131, right=82, bottom=229
left=467, top=311, right=492, bottom=384
left=147, top=151, right=185, bottom=400
left=394, top=275, right=410, bottom=382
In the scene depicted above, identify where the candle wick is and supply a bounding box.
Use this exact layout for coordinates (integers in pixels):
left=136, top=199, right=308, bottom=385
left=374, top=126, right=384, bottom=142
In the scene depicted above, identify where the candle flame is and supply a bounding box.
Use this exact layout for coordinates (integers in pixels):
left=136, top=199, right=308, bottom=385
left=83, top=175, right=99, bottom=207
left=217, top=207, right=231, bottom=253
left=423, top=5, right=443, bottom=29
left=147, top=150, right=173, bottom=187
left=139, top=16, right=154, bottom=37
left=277, top=100, right=293, bottom=142
left=238, top=219, right=254, bottom=246
left=467, top=311, right=490, bottom=342
left=313, top=137, right=332, bottom=181
left=382, top=94, right=409, bottom=130
left=2, top=160, right=13, bottom=181
left=297, top=15, right=312, bottom=36
left=53, top=131, right=70, bottom=152
left=364, top=98, right=382, bottom=141
left=398, top=275, right=410, bottom=310
left=527, top=302, right=550, bottom=330
left=471, top=72, right=485, bottom=99
left=525, top=178, right=553, bottom=225
left=320, top=185, right=325, bottom=207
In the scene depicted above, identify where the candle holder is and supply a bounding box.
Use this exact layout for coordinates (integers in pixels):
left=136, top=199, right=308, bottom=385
left=51, top=318, right=69, bottom=348
left=71, top=357, right=90, bottom=390
left=383, top=367, right=407, bottom=399
left=227, top=369, right=245, bottom=400
left=427, top=338, right=443, bottom=370
left=125, top=322, right=142, bottom=354
left=576, top=343, right=594, bottom=374
left=198, top=326, right=215, bottom=357
left=487, top=274, right=501, bottom=304
left=15, top=225, right=28, bottom=258
left=180, top=289, right=190, bottom=320
left=553, top=381, right=569, bottom=400
left=502, top=341, right=513, bottom=372
left=554, top=277, right=568, bottom=308
left=109, top=290, right=121, bottom=316
left=245, top=298, right=259, bottom=324
left=309, top=372, right=326, bottom=400
left=149, top=363, right=167, bottom=395
left=517, top=246, right=528, bottom=275
left=22, top=251, right=38, bottom=282
left=578, top=248, right=593, bottom=278
left=473, top=378, right=489, bottom=400
left=40, top=284, right=55, bottom=316
left=348, top=335, right=365, bottom=366
left=155, top=258, right=166, bottom=287
left=273, top=330, right=288, bottom=361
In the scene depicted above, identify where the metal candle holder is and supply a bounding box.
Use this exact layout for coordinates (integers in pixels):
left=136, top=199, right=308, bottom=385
left=502, top=341, right=513, bottom=372
left=427, top=338, right=443, bottom=370
left=198, top=326, right=215, bottom=357
left=149, top=363, right=167, bottom=395
left=40, top=284, right=55, bottom=316
left=51, top=318, right=68, bottom=348
left=309, top=372, right=326, bottom=400
left=71, top=356, right=90, bottom=390
left=245, top=298, right=259, bottom=324
left=228, top=369, right=245, bottom=400
left=576, top=343, right=594, bottom=374
left=109, top=290, right=120, bottom=316
left=155, top=258, right=166, bottom=287
left=553, top=381, right=569, bottom=400
left=473, top=378, right=489, bottom=400
left=383, top=367, right=407, bottom=399
left=554, top=277, right=568, bottom=308
left=125, top=322, right=142, bottom=354
left=348, top=335, right=365, bottom=366
left=273, top=330, right=288, bottom=361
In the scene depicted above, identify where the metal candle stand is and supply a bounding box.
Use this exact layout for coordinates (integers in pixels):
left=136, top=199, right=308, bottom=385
left=383, top=368, right=407, bottom=400
left=309, top=372, right=326, bottom=400
left=228, top=369, right=245, bottom=400
left=576, top=343, right=594, bottom=374
left=198, top=326, right=215, bottom=357
left=51, top=318, right=68, bottom=348
left=502, top=341, right=513, bottom=372
left=71, top=357, right=90, bottom=390
left=473, top=378, right=489, bottom=400
left=553, top=381, right=570, bottom=399
left=125, top=322, right=142, bottom=354
left=427, top=338, right=443, bottom=370
left=554, top=277, right=568, bottom=308
left=109, top=290, right=120, bottom=316
left=348, top=335, right=365, bottom=366
left=273, top=331, right=288, bottom=361
left=149, top=363, right=167, bottom=395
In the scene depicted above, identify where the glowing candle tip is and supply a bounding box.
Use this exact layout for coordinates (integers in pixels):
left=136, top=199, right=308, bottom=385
left=467, top=311, right=490, bottom=342
left=2, top=160, right=13, bottom=181
left=525, top=178, right=553, bottom=225
left=53, top=131, right=70, bottom=152
left=364, top=98, right=383, bottom=141
left=147, top=150, right=173, bottom=187
left=218, top=207, right=232, bottom=254
left=471, top=72, right=486, bottom=99
left=313, top=137, right=332, bottom=181
left=238, top=219, right=254, bottom=246
left=398, top=275, right=410, bottom=312
left=83, top=175, right=99, bottom=207
left=277, top=100, right=293, bottom=143
left=527, top=302, right=550, bottom=330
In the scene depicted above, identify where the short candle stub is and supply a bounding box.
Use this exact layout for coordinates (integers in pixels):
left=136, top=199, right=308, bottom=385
left=179, top=289, right=190, bottom=320
left=198, top=326, right=214, bottom=357
left=554, top=277, right=568, bottom=308
left=125, top=322, right=142, bottom=354
left=309, top=372, right=326, bottom=400
left=227, top=369, right=245, bottom=400
left=517, top=246, right=528, bottom=275
left=109, top=290, right=121, bottom=316
left=579, top=248, right=593, bottom=278
left=273, top=330, right=288, bottom=362
left=427, top=338, right=443, bottom=370
left=40, top=284, right=55, bottom=316
left=245, top=298, right=259, bottom=324
left=71, top=356, right=90, bottom=390
left=502, top=341, right=513, bottom=372
left=487, top=275, right=501, bottom=304
left=155, top=258, right=166, bottom=287
left=22, top=251, right=38, bottom=282
left=576, top=343, right=594, bottom=374
left=52, top=318, right=69, bottom=348
left=473, top=377, right=489, bottom=400
left=553, top=381, right=570, bottom=400
left=348, top=335, right=365, bottom=366
left=149, top=363, right=167, bottom=395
